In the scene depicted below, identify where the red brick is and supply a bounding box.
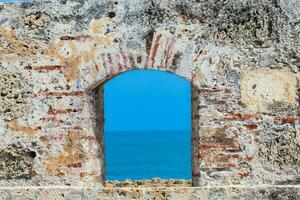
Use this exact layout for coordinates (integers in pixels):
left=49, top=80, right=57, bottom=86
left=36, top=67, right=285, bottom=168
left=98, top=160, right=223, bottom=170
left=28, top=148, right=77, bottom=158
left=192, top=170, right=201, bottom=177
left=244, top=155, right=253, bottom=162
left=40, top=117, right=64, bottom=123
left=151, top=34, right=162, bottom=67
left=218, top=153, right=240, bottom=159
left=225, top=113, right=262, bottom=120
left=64, top=126, right=83, bottom=130
left=239, top=171, right=251, bottom=177
left=160, top=36, right=176, bottom=68
left=81, top=135, right=96, bottom=141
left=40, top=133, right=65, bottom=141
left=67, top=162, right=82, bottom=168
left=199, top=88, right=223, bottom=93
left=30, top=65, right=63, bottom=72
left=34, top=126, right=42, bottom=131
left=60, top=35, right=92, bottom=42
left=200, top=143, right=242, bottom=151
left=48, top=108, right=81, bottom=115
left=79, top=172, right=97, bottom=178
left=57, top=172, right=65, bottom=176
left=274, top=115, right=300, bottom=123
left=244, top=124, right=258, bottom=130
left=39, top=91, right=84, bottom=97
left=29, top=171, right=37, bottom=177
left=198, top=151, right=205, bottom=159
left=178, top=14, right=188, bottom=22
left=219, top=162, right=238, bottom=168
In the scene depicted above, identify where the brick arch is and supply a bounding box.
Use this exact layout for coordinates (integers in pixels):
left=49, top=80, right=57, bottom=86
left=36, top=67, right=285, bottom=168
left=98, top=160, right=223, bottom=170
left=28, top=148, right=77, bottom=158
left=72, top=30, right=220, bottom=187
left=86, top=68, right=201, bottom=186
left=74, top=30, right=204, bottom=186
left=81, top=31, right=197, bottom=92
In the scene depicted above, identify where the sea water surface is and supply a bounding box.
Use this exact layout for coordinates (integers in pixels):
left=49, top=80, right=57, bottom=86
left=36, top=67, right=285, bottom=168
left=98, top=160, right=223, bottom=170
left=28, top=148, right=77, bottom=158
left=105, top=130, right=191, bottom=181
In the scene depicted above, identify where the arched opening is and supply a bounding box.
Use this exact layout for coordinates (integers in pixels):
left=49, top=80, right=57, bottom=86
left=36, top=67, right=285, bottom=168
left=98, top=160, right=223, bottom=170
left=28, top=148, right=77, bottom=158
left=104, top=69, right=191, bottom=181
left=90, top=69, right=200, bottom=186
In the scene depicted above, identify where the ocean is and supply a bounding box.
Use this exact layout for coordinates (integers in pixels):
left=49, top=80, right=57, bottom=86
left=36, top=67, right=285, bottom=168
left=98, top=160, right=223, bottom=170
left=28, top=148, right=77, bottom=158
left=105, top=130, right=191, bottom=181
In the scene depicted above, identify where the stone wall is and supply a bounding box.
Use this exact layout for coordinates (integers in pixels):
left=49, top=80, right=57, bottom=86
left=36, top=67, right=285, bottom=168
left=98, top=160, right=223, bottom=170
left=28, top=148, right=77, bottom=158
left=0, top=0, right=299, bottom=199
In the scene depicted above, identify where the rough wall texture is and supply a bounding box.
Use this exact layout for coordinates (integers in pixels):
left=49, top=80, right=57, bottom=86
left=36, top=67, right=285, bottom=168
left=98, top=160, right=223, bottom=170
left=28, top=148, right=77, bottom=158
left=0, top=0, right=299, bottom=199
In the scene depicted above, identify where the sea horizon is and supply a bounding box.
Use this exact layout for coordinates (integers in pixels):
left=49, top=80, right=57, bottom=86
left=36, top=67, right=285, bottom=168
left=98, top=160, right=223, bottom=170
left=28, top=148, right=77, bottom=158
left=105, top=129, right=191, bottom=133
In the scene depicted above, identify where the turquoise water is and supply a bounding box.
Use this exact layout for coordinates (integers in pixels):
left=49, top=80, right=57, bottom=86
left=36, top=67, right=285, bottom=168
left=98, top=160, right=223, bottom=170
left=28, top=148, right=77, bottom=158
left=105, top=130, right=191, bottom=180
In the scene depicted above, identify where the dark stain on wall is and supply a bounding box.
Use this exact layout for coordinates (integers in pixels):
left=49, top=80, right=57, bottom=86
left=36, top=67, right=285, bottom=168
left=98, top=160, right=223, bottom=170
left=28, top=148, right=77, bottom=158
left=0, top=68, right=33, bottom=121
left=268, top=188, right=300, bottom=200
left=0, top=145, right=36, bottom=180
left=258, top=126, right=300, bottom=171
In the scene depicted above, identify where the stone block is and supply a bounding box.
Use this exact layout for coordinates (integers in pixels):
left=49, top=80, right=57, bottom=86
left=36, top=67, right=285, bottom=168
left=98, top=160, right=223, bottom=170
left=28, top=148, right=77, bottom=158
left=241, top=68, right=298, bottom=113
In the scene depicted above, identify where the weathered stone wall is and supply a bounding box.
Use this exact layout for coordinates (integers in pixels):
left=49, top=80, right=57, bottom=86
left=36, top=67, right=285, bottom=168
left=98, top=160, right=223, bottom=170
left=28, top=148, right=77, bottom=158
left=0, top=0, right=299, bottom=199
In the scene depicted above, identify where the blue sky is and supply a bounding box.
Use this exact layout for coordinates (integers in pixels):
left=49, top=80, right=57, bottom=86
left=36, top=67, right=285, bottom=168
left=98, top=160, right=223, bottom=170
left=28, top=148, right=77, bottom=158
left=104, top=70, right=191, bottom=132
